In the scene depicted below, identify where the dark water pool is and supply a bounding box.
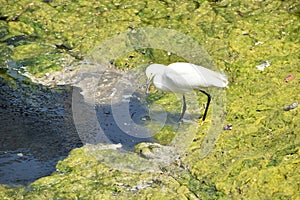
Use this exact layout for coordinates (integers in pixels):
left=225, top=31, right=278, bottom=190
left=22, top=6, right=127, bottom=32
left=0, top=67, right=155, bottom=186
left=0, top=69, right=83, bottom=186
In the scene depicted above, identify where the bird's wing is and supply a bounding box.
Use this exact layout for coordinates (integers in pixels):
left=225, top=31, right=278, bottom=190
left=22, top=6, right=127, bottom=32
left=165, top=62, right=228, bottom=89
left=192, top=64, right=228, bottom=88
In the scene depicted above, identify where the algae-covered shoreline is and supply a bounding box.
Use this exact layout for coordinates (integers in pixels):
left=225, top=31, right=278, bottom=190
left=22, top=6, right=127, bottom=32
left=0, top=0, right=299, bottom=199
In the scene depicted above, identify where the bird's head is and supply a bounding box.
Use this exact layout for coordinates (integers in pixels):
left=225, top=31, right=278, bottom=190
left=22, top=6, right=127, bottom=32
left=145, top=63, right=166, bottom=95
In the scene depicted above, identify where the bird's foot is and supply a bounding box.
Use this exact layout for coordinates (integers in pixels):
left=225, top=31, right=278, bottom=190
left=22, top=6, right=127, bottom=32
left=199, top=119, right=210, bottom=126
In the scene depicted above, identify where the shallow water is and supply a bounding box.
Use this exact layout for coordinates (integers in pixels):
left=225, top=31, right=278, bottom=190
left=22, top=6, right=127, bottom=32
left=96, top=94, right=156, bottom=150
left=0, top=70, right=83, bottom=185
left=0, top=67, right=156, bottom=185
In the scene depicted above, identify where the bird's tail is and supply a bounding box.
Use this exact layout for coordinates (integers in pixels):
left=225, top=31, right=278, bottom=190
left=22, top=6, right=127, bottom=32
left=218, top=72, right=228, bottom=88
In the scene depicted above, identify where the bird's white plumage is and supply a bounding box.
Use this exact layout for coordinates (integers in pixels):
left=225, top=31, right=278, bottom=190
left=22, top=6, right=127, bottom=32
left=145, top=62, right=228, bottom=121
left=146, top=62, right=228, bottom=93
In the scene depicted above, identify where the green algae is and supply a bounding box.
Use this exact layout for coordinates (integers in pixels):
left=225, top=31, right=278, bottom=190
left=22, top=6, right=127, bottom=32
left=113, top=48, right=186, bottom=70
left=0, top=0, right=300, bottom=199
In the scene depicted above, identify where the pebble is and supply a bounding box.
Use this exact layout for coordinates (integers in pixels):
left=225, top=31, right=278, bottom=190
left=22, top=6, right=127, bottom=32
left=223, top=124, right=232, bottom=130
left=284, top=102, right=298, bottom=111
left=256, top=61, right=271, bottom=71
left=284, top=74, right=295, bottom=82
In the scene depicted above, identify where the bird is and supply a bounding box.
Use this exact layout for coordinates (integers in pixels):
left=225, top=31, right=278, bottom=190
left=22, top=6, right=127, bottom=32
left=145, top=62, right=228, bottom=122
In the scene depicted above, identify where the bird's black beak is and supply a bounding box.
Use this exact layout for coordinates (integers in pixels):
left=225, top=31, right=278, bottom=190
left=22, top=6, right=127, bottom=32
left=146, top=74, right=154, bottom=95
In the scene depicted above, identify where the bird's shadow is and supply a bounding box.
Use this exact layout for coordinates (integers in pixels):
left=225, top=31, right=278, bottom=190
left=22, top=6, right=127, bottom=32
left=94, top=92, right=200, bottom=150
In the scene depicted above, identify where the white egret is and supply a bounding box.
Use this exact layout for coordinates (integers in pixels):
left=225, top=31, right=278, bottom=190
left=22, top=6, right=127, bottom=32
left=146, top=62, right=228, bottom=121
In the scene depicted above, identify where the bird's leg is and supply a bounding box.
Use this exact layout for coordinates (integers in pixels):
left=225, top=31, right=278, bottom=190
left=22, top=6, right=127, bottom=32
left=199, top=90, right=211, bottom=121
left=178, top=94, right=186, bottom=122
